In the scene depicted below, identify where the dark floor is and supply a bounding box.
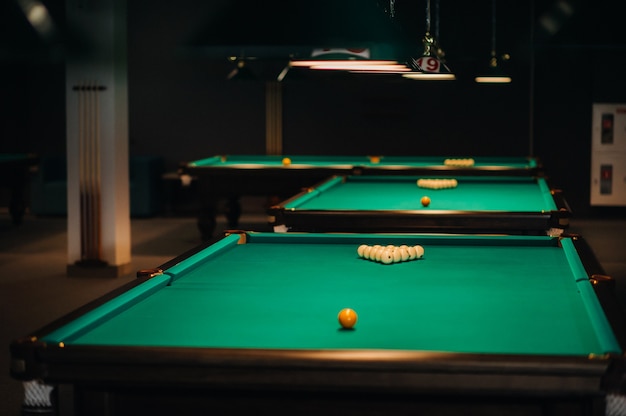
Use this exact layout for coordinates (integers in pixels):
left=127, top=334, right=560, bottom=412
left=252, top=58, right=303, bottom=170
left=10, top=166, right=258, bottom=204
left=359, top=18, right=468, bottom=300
left=1, top=203, right=626, bottom=416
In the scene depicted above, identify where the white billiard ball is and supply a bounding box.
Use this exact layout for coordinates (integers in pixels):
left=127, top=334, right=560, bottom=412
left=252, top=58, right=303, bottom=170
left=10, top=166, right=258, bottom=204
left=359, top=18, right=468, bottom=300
left=381, top=249, right=394, bottom=265
left=374, top=247, right=384, bottom=262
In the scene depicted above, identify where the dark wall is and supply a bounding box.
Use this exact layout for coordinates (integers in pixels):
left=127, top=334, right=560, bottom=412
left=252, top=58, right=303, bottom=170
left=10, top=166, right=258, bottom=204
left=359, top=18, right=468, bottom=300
left=281, top=77, right=530, bottom=156
left=2, top=0, right=624, bottom=216
left=533, top=50, right=626, bottom=215
left=126, top=0, right=532, bottom=160
left=1, top=63, right=66, bottom=155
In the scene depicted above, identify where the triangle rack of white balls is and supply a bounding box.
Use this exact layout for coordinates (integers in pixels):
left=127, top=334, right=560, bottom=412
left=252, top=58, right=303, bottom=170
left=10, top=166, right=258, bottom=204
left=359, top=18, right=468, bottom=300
left=357, top=244, right=424, bottom=265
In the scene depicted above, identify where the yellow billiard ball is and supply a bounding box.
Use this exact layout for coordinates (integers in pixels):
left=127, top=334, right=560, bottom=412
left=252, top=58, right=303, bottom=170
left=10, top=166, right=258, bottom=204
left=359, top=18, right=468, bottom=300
left=338, top=308, right=358, bottom=329
left=369, top=155, right=380, bottom=164
left=282, top=157, right=291, bottom=166
left=421, top=196, right=431, bottom=207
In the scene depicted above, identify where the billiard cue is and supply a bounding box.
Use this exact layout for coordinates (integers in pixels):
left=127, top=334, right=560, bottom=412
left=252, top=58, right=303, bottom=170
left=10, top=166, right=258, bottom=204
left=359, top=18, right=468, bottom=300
left=75, top=81, right=106, bottom=262
left=86, top=80, right=100, bottom=261
left=86, top=80, right=94, bottom=260
left=78, top=81, right=88, bottom=260
left=92, top=80, right=102, bottom=261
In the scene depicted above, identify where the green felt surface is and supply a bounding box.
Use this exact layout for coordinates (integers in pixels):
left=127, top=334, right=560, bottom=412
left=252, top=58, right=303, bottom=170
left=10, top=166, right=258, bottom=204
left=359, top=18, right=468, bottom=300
left=188, top=155, right=536, bottom=169
left=42, top=234, right=619, bottom=357
left=285, top=176, right=557, bottom=212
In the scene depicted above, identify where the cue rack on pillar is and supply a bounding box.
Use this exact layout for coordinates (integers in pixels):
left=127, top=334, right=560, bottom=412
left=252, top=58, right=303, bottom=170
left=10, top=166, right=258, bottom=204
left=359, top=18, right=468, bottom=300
left=72, top=81, right=108, bottom=268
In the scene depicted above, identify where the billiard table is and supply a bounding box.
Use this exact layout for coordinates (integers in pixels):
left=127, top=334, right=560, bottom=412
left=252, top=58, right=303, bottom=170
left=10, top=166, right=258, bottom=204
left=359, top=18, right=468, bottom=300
left=269, top=175, right=571, bottom=235
left=0, top=153, right=38, bottom=224
left=10, top=232, right=626, bottom=415
left=179, top=155, right=541, bottom=239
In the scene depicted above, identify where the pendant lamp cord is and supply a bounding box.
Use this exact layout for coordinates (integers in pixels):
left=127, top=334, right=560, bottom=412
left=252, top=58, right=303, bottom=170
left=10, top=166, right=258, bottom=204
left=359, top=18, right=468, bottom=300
left=491, top=0, right=497, bottom=58
left=425, top=0, right=431, bottom=35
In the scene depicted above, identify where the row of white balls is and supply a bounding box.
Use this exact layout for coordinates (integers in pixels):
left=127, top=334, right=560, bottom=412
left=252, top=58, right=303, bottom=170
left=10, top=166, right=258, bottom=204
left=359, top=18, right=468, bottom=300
left=357, top=244, right=425, bottom=265
left=443, top=158, right=475, bottom=167
left=417, top=178, right=458, bottom=189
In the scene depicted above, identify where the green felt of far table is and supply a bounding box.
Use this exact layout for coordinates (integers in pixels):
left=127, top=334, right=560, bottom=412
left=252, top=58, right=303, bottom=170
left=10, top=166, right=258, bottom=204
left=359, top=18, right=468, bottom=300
left=284, top=175, right=556, bottom=212
left=181, top=155, right=541, bottom=239
left=270, top=175, right=570, bottom=234
left=40, top=233, right=618, bottom=356
left=186, top=155, right=539, bottom=172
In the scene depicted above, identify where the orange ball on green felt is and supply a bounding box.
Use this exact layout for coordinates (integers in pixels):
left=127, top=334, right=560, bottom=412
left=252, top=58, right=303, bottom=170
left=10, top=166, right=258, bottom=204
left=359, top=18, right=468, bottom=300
left=421, top=196, right=431, bottom=207
left=282, top=157, right=291, bottom=166
left=338, top=308, right=358, bottom=329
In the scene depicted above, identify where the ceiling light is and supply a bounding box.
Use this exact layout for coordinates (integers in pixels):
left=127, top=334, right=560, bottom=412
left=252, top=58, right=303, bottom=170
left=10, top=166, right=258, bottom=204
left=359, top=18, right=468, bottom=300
left=475, top=0, right=511, bottom=84
left=289, top=48, right=406, bottom=73
left=226, top=57, right=256, bottom=81
left=403, top=0, right=455, bottom=81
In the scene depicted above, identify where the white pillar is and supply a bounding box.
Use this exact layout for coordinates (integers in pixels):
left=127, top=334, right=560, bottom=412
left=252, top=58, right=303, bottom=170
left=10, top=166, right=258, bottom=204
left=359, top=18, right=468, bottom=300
left=66, top=0, right=131, bottom=277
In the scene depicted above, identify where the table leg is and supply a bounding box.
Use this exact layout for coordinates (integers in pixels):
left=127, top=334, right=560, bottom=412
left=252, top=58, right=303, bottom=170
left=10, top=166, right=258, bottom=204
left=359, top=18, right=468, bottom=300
left=197, top=202, right=217, bottom=241
left=225, top=196, right=241, bottom=228
left=198, top=196, right=242, bottom=239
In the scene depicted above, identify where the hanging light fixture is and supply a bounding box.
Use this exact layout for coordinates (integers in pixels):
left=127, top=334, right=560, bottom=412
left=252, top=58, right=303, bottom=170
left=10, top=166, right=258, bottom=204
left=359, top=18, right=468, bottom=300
left=288, top=47, right=409, bottom=73
left=475, top=0, right=512, bottom=83
left=403, top=0, right=455, bottom=80
left=226, top=54, right=257, bottom=81
left=432, top=0, right=453, bottom=73
left=283, top=0, right=411, bottom=78
left=187, top=0, right=411, bottom=81
left=286, top=43, right=411, bottom=77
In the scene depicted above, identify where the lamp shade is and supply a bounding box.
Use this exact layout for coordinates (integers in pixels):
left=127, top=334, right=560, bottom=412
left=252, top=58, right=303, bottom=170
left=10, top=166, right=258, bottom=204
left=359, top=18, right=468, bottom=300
left=475, top=56, right=512, bottom=83
left=289, top=46, right=409, bottom=73
left=475, top=0, right=511, bottom=84
left=403, top=33, right=455, bottom=80
left=226, top=59, right=257, bottom=81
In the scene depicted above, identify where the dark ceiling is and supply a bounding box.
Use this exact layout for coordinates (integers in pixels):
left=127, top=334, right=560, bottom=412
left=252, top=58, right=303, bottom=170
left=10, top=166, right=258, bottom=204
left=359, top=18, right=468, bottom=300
left=185, top=0, right=624, bottom=59
left=2, top=0, right=624, bottom=66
